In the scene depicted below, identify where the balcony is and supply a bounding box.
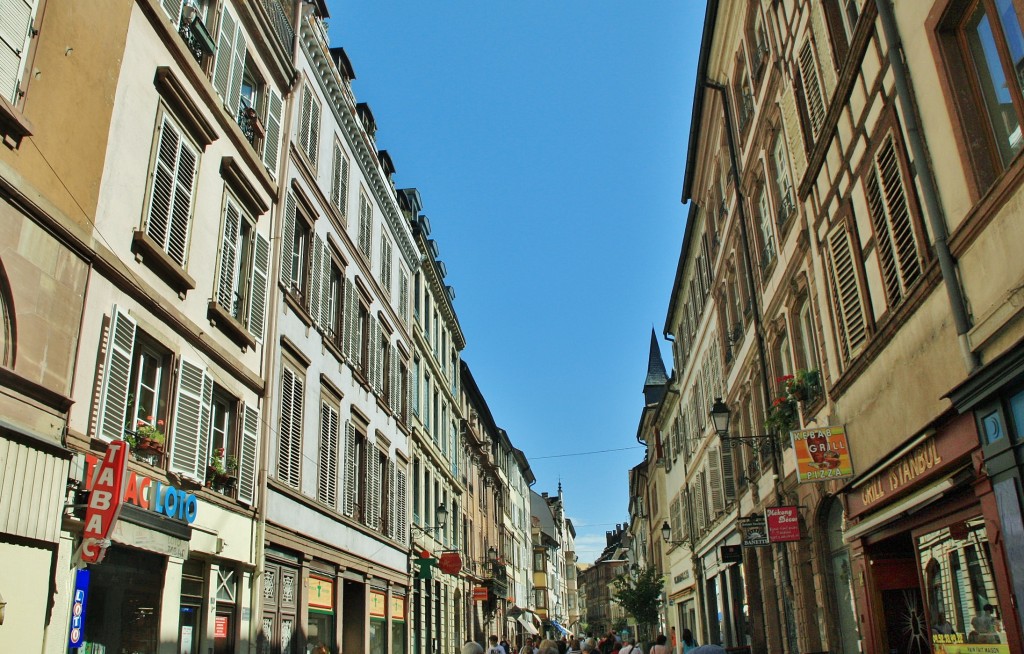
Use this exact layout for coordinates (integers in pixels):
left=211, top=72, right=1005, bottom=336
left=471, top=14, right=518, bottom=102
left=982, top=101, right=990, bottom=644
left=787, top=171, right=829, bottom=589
left=177, top=4, right=216, bottom=67
left=739, top=93, right=754, bottom=132
left=237, top=103, right=265, bottom=150
left=760, top=236, right=776, bottom=273
left=261, top=0, right=295, bottom=51
left=776, top=189, right=795, bottom=228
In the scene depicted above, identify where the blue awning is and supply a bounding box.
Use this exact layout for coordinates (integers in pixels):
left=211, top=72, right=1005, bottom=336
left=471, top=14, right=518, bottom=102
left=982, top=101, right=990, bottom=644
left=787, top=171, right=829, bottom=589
left=550, top=619, right=569, bottom=636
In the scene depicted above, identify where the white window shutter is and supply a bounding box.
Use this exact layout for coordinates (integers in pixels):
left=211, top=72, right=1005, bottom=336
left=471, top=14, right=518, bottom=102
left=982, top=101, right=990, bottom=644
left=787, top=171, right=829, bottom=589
left=0, top=0, right=34, bottom=105
left=227, top=27, right=246, bottom=116
left=216, top=197, right=241, bottom=311
left=160, top=0, right=183, bottom=23
left=309, top=235, right=323, bottom=327
left=399, top=270, right=409, bottom=324
left=317, top=401, right=339, bottom=508
left=388, top=459, right=397, bottom=539
left=342, top=278, right=356, bottom=361
left=280, top=191, right=296, bottom=288
left=396, top=466, right=408, bottom=544
left=365, top=450, right=380, bottom=530
left=298, top=85, right=311, bottom=158
left=248, top=232, right=270, bottom=342
left=147, top=117, right=197, bottom=267
left=239, top=402, right=260, bottom=505
left=211, top=9, right=236, bottom=101
left=318, top=240, right=331, bottom=329
left=308, top=94, right=321, bottom=165
left=827, top=222, right=867, bottom=360
left=278, top=368, right=303, bottom=488
left=800, top=40, right=826, bottom=138
left=262, top=88, right=284, bottom=177
left=169, top=358, right=213, bottom=483
left=97, top=305, right=137, bottom=442
left=389, top=351, right=399, bottom=414
left=343, top=420, right=357, bottom=517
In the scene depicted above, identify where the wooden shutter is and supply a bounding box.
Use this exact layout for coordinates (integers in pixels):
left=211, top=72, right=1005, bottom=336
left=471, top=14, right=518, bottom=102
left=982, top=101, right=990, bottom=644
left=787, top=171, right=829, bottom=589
left=160, top=0, right=182, bottom=21
left=708, top=452, right=725, bottom=514
left=318, top=401, right=339, bottom=507
left=262, top=88, right=284, bottom=176
left=280, top=191, right=296, bottom=287
left=799, top=40, right=826, bottom=138
left=827, top=222, right=867, bottom=361
left=399, top=269, right=409, bottom=323
left=867, top=133, right=921, bottom=306
left=318, top=240, right=331, bottom=329
left=97, top=306, right=136, bottom=442
left=388, top=351, right=399, bottom=414
left=278, top=367, right=303, bottom=488
left=0, top=0, right=34, bottom=105
left=720, top=444, right=736, bottom=504
left=147, top=116, right=197, bottom=267
left=343, top=421, right=357, bottom=517
left=331, top=142, right=349, bottom=216
left=227, top=27, right=246, bottom=116
left=308, top=93, right=320, bottom=164
left=396, top=466, right=408, bottom=544
left=309, top=235, right=324, bottom=325
left=669, top=496, right=681, bottom=542
left=212, top=9, right=236, bottom=101
left=380, top=236, right=392, bottom=296
left=248, top=232, right=270, bottom=342
left=238, top=402, right=259, bottom=505
left=169, top=358, right=213, bottom=483
left=216, top=197, right=242, bottom=311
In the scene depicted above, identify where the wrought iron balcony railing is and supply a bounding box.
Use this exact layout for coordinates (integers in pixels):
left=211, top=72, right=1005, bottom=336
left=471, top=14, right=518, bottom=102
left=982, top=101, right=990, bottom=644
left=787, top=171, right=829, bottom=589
left=178, top=5, right=216, bottom=66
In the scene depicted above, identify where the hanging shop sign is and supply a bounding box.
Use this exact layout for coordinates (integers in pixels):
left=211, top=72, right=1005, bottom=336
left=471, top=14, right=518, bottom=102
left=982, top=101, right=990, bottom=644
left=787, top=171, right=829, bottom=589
left=739, top=514, right=769, bottom=547
left=791, top=425, right=854, bottom=482
left=68, top=568, right=90, bottom=648
left=472, top=586, right=489, bottom=602
left=766, top=506, right=801, bottom=542
left=720, top=545, right=743, bottom=563
left=84, top=452, right=199, bottom=524
left=78, top=441, right=130, bottom=564
left=439, top=551, right=462, bottom=575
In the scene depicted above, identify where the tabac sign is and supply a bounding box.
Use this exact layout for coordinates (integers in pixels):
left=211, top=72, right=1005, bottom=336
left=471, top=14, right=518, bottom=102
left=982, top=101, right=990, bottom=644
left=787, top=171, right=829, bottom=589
left=75, top=441, right=129, bottom=565
left=790, top=425, right=854, bottom=483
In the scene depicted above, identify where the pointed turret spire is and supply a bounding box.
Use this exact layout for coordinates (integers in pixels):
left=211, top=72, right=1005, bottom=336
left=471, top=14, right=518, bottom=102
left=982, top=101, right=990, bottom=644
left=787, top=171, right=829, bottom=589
left=643, top=328, right=668, bottom=406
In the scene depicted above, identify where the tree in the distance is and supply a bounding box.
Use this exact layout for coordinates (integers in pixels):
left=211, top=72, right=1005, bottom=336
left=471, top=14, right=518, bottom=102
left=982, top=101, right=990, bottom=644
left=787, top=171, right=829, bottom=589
left=612, top=565, right=664, bottom=642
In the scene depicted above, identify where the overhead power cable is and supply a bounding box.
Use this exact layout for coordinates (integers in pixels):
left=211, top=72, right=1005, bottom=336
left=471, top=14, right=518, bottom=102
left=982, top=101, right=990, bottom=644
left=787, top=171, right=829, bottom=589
left=530, top=445, right=644, bottom=460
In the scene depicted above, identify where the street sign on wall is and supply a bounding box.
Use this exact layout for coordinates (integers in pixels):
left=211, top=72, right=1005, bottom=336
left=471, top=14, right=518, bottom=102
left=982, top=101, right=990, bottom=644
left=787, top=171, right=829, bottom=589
left=739, top=514, right=769, bottom=547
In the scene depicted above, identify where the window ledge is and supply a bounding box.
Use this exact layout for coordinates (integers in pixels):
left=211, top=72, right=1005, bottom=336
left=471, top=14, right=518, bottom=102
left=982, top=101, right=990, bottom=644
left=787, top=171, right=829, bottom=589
left=0, top=94, right=32, bottom=148
left=207, top=301, right=256, bottom=351
left=132, top=230, right=196, bottom=296
left=281, top=285, right=313, bottom=327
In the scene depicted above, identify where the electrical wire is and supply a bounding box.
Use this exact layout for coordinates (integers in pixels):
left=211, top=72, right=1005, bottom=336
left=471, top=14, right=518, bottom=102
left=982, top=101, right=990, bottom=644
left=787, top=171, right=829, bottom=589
left=530, top=445, right=644, bottom=460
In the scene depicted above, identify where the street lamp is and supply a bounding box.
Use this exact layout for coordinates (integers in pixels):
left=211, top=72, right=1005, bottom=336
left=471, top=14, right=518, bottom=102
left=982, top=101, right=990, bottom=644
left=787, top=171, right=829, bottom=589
left=411, top=502, right=448, bottom=537
left=660, top=521, right=688, bottom=547
left=709, top=397, right=776, bottom=454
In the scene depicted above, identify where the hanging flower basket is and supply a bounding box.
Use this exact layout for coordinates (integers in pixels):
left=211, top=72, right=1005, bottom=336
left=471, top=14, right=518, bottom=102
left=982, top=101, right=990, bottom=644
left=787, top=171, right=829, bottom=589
left=764, top=369, right=822, bottom=434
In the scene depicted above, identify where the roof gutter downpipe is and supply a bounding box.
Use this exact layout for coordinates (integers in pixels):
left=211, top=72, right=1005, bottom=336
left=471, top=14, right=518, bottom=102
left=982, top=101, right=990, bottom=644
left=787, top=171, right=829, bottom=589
left=874, top=0, right=980, bottom=374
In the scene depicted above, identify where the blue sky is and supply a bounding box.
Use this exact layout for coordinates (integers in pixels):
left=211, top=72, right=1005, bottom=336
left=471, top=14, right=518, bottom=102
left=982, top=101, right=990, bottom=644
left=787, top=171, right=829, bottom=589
left=329, top=2, right=705, bottom=562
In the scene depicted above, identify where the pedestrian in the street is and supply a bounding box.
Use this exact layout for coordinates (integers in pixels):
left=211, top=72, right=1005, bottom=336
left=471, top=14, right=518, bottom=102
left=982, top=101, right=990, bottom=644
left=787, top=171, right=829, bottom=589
left=501, top=637, right=512, bottom=654
left=487, top=635, right=505, bottom=654
left=538, top=639, right=560, bottom=654
left=463, top=641, right=485, bottom=654
left=618, top=636, right=635, bottom=654
left=648, top=634, right=670, bottom=654
left=681, top=628, right=698, bottom=653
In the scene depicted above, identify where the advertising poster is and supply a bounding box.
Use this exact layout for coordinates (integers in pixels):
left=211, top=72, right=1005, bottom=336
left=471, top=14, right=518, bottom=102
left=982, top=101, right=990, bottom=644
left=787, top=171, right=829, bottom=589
left=765, top=506, right=801, bottom=542
left=791, top=425, right=854, bottom=483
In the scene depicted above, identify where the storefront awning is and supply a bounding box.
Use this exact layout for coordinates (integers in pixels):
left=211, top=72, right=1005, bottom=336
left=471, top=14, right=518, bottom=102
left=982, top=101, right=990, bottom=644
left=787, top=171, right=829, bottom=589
left=550, top=619, right=569, bottom=636
left=517, top=615, right=539, bottom=634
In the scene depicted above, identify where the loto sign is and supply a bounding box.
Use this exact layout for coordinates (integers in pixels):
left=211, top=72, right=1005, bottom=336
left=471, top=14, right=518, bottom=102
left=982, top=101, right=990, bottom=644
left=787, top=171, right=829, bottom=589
left=77, top=441, right=130, bottom=564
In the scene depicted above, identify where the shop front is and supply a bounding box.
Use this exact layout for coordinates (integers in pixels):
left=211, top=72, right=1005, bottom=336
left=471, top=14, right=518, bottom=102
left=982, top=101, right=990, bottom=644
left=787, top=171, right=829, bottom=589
left=843, top=412, right=1018, bottom=653
left=66, top=450, right=257, bottom=654
left=697, top=532, right=750, bottom=650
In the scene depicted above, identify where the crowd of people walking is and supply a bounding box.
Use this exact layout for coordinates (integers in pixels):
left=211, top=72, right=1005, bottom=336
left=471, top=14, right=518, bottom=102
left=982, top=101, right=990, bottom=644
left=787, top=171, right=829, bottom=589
left=460, top=630, right=722, bottom=654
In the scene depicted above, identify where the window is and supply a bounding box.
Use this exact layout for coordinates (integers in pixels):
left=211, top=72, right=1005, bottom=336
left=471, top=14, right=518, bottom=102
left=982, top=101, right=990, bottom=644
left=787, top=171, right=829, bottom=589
left=865, top=131, right=923, bottom=308
left=317, top=398, right=340, bottom=508
left=826, top=220, right=868, bottom=362
left=358, top=192, right=373, bottom=259
left=280, top=192, right=312, bottom=300
left=424, top=374, right=431, bottom=432
left=145, top=114, right=199, bottom=268
left=278, top=365, right=304, bottom=489
left=0, top=0, right=38, bottom=104
left=214, top=191, right=270, bottom=341
left=326, top=258, right=344, bottom=344
left=412, top=357, right=421, bottom=416
left=773, top=135, right=795, bottom=226
left=797, top=302, right=819, bottom=371
left=330, top=139, right=349, bottom=217
left=297, top=82, right=321, bottom=166
left=757, top=188, right=776, bottom=271
left=208, top=388, right=237, bottom=490
left=799, top=40, right=827, bottom=139
left=380, top=235, right=393, bottom=296
left=343, top=421, right=367, bottom=522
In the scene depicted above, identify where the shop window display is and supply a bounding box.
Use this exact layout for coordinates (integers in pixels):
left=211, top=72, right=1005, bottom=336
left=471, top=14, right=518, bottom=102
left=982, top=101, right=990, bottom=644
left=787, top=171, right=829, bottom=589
left=917, top=516, right=1008, bottom=651
left=79, top=546, right=165, bottom=653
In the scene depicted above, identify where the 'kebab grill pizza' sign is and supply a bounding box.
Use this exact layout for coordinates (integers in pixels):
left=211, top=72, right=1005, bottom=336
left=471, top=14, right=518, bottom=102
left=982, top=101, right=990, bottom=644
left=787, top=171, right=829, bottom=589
left=791, top=425, right=854, bottom=483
